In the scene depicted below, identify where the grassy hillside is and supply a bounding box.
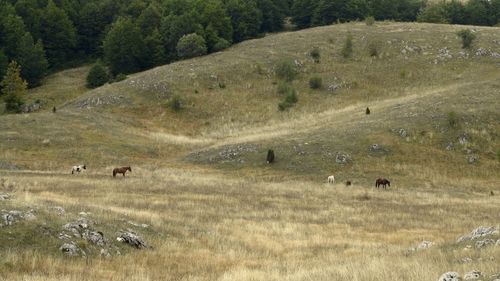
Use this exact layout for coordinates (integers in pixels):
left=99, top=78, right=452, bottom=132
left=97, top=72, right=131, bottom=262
left=0, top=22, right=499, bottom=281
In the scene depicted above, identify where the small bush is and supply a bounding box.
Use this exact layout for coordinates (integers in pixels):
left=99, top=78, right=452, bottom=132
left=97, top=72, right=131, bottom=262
left=176, top=33, right=207, bottom=59
left=367, top=41, right=380, bottom=57
left=213, top=38, right=231, bottom=52
left=341, top=33, right=353, bottom=59
left=365, top=16, right=375, bottom=26
left=277, top=81, right=292, bottom=95
left=310, top=47, right=320, bottom=63
left=447, top=111, right=459, bottom=128
left=86, top=62, right=109, bottom=89
left=170, top=95, right=183, bottom=112
left=278, top=87, right=298, bottom=111
left=114, top=73, right=127, bottom=82
left=275, top=59, right=298, bottom=82
left=457, top=29, right=476, bottom=49
left=309, top=76, right=322, bottom=89
left=4, top=94, right=24, bottom=113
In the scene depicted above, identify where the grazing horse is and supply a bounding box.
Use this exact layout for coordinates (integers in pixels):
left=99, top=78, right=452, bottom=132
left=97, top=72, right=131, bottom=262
left=328, top=175, right=335, bottom=184
left=71, top=165, right=86, bottom=174
left=345, top=181, right=352, bottom=186
left=113, top=166, right=131, bottom=177
left=375, top=178, right=390, bottom=189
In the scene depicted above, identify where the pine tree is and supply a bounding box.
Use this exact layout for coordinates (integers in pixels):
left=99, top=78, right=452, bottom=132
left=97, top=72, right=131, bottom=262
left=15, top=33, right=48, bottom=87
left=1, top=14, right=27, bottom=58
left=1, top=61, right=27, bottom=113
left=103, top=17, right=147, bottom=75
left=40, top=0, right=77, bottom=66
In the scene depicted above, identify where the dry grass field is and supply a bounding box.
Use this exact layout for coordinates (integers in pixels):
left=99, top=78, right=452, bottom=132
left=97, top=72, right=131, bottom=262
left=1, top=22, right=499, bottom=280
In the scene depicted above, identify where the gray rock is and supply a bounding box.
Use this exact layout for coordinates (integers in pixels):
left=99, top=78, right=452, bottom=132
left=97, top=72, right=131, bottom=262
left=457, top=226, right=499, bottom=243
left=0, top=194, right=11, bottom=200
left=458, top=133, right=469, bottom=145
left=2, top=210, right=24, bottom=226
left=416, top=240, right=434, bottom=250
left=475, top=239, right=495, bottom=249
left=86, top=231, right=105, bottom=246
left=398, top=128, right=408, bottom=138
left=446, top=142, right=454, bottom=151
left=59, top=243, right=81, bottom=256
left=438, top=272, right=461, bottom=281
left=51, top=206, right=65, bottom=215
left=21, top=101, right=41, bottom=113
left=460, top=257, right=473, bottom=263
left=335, top=152, right=351, bottom=165
left=100, top=248, right=111, bottom=259
left=463, top=270, right=481, bottom=280
left=467, top=155, right=479, bottom=164
left=117, top=231, right=147, bottom=249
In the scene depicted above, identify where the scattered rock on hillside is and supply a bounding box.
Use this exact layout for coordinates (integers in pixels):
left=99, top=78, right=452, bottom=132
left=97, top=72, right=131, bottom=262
left=475, top=239, right=495, bottom=249
left=458, top=133, right=470, bottom=145
left=416, top=240, right=434, bottom=250
left=1, top=209, right=35, bottom=226
left=463, top=270, right=481, bottom=280
left=438, top=271, right=460, bottom=281
left=467, top=155, right=479, bottom=164
left=59, top=242, right=84, bottom=257
left=0, top=161, right=20, bottom=170
left=446, top=142, right=454, bottom=151
left=61, top=218, right=107, bottom=246
left=335, top=152, right=351, bottom=165
left=128, top=221, right=149, bottom=228
left=457, top=226, right=499, bottom=243
left=21, top=101, right=41, bottom=113
left=0, top=194, right=11, bottom=200
left=75, top=95, right=130, bottom=109
left=50, top=206, right=65, bottom=215
left=395, top=128, right=408, bottom=138
left=117, top=231, right=147, bottom=249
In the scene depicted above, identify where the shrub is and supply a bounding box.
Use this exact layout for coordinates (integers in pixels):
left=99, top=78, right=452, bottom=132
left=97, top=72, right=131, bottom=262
left=213, top=38, right=231, bottom=52
left=310, top=47, right=320, bottom=63
left=447, top=111, right=459, bottom=128
left=4, top=94, right=24, bottom=113
left=278, top=87, right=298, bottom=111
left=367, top=41, right=380, bottom=57
left=309, top=76, right=322, bottom=89
left=176, top=33, right=207, bottom=59
left=277, top=81, right=293, bottom=95
left=86, top=62, right=109, bottom=89
left=275, top=59, right=298, bottom=82
left=114, top=73, right=127, bottom=82
left=170, top=95, right=182, bottom=112
left=365, top=16, right=375, bottom=26
left=341, top=33, right=353, bottom=59
left=457, top=29, right=476, bottom=49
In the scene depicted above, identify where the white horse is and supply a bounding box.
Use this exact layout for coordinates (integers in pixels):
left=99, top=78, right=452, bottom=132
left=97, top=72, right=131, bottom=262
left=327, top=175, right=335, bottom=184
left=71, top=165, right=86, bottom=174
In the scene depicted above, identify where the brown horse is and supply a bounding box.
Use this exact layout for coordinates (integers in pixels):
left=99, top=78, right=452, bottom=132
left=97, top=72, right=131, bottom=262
left=375, top=178, right=390, bottom=189
left=113, top=166, right=131, bottom=177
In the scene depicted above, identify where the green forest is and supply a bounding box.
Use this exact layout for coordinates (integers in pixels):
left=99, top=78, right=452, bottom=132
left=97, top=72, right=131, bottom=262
left=0, top=0, right=499, bottom=89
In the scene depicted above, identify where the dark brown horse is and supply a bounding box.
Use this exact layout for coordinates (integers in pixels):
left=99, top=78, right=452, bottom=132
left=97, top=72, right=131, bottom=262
left=113, top=166, right=131, bottom=177
left=375, top=178, right=390, bottom=189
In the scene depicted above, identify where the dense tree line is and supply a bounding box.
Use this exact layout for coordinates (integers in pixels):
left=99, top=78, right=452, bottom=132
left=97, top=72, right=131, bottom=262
left=417, top=0, right=500, bottom=26
left=1, top=0, right=499, bottom=90
left=0, top=0, right=289, bottom=86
